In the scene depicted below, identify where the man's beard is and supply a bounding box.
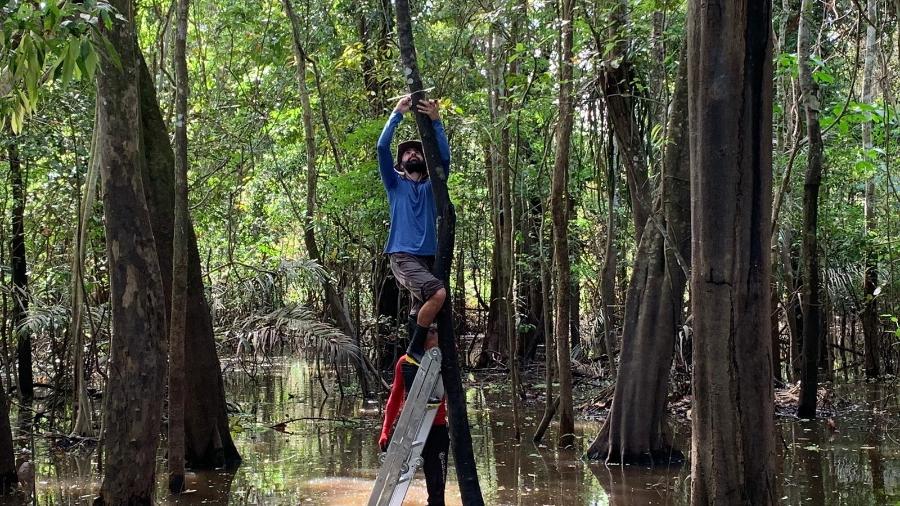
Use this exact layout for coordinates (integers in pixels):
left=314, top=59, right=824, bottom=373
left=404, top=159, right=427, bottom=174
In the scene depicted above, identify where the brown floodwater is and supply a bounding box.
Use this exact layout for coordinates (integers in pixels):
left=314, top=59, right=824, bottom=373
left=16, top=360, right=900, bottom=505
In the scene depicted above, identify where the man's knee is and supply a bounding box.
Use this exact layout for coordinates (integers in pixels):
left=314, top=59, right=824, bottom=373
left=430, top=287, right=447, bottom=305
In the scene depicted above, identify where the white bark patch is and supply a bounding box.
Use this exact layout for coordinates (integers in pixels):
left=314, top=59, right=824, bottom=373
left=122, top=265, right=141, bottom=307
left=404, top=67, right=413, bottom=76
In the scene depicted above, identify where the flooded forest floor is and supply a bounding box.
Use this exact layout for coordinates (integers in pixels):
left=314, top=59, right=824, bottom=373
left=10, top=359, right=900, bottom=505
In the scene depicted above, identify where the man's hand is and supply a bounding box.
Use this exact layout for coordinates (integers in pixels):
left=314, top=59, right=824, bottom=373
left=417, top=99, right=440, bottom=120
left=394, top=96, right=412, bottom=114
left=379, top=434, right=389, bottom=452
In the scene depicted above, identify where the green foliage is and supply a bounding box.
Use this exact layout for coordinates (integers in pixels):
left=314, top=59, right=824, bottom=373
left=1, top=0, right=116, bottom=132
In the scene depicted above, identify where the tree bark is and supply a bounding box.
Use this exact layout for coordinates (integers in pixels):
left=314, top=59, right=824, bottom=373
left=797, top=0, right=824, bottom=419
left=551, top=0, right=576, bottom=449
left=394, top=0, right=484, bottom=503
left=0, top=384, right=16, bottom=493
left=95, top=1, right=168, bottom=502
left=595, top=0, right=652, bottom=243
left=168, top=0, right=190, bottom=492
left=586, top=52, right=689, bottom=464
left=137, top=52, right=240, bottom=469
left=861, top=0, right=880, bottom=379
left=687, top=0, right=776, bottom=502
left=8, top=139, right=32, bottom=402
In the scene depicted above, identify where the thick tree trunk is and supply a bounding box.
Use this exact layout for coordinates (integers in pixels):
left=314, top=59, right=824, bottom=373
left=687, top=0, right=776, bottom=502
left=8, top=140, right=32, bottom=401
left=797, top=0, right=824, bottom=419
left=95, top=1, right=168, bottom=501
left=137, top=53, right=240, bottom=469
left=394, top=1, right=484, bottom=503
left=861, top=0, right=880, bottom=379
left=586, top=48, right=689, bottom=465
left=0, top=385, right=16, bottom=493
left=167, top=0, right=190, bottom=493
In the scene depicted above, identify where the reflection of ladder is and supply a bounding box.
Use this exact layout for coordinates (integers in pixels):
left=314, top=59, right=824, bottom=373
left=369, top=348, right=444, bottom=506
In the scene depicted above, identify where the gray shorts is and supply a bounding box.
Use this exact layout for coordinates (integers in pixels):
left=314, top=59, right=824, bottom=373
left=389, top=253, right=444, bottom=315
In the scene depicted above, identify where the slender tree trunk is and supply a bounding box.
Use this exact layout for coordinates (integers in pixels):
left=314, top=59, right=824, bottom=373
left=95, top=1, right=169, bottom=502
left=8, top=140, right=32, bottom=401
left=687, top=0, right=776, bottom=502
left=596, top=0, right=652, bottom=243
left=70, top=112, right=100, bottom=438
left=0, top=384, right=16, bottom=493
left=137, top=53, right=240, bottom=469
left=797, top=0, right=824, bottom=419
left=600, top=132, right=619, bottom=376
left=503, top=3, right=523, bottom=440
left=551, top=0, right=576, bottom=449
left=532, top=215, right=556, bottom=443
left=282, top=0, right=357, bottom=341
left=394, top=1, right=484, bottom=503
left=168, top=0, right=190, bottom=493
left=861, top=0, right=880, bottom=379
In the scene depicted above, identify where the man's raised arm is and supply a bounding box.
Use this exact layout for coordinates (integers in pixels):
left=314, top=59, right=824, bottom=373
left=378, top=98, right=412, bottom=189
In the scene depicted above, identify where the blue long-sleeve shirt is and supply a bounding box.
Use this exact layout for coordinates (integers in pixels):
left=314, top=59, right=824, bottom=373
left=377, top=111, right=451, bottom=256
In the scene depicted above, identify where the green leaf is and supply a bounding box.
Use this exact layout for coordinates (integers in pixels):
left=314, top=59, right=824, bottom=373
left=60, top=37, right=79, bottom=86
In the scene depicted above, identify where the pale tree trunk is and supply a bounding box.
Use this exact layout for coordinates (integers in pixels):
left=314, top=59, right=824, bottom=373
left=394, top=0, right=484, bottom=502
left=478, top=32, right=509, bottom=367
left=861, top=0, right=880, bottom=378
left=282, top=0, right=357, bottom=342
left=95, top=0, right=169, bottom=502
left=168, top=0, right=190, bottom=493
left=586, top=49, right=689, bottom=465
left=797, top=0, right=824, bottom=419
left=137, top=52, right=241, bottom=469
left=552, top=0, right=576, bottom=449
left=502, top=1, right=523, bottom=440
left=70, top=108, right=100, bottom=438
left=687, top=0, right=776, bottom=502
left=8, top=139, right=33, bottom=402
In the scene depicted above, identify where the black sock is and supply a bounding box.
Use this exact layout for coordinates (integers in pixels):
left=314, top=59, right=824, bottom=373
left=407, top=314, right=418, bottom=342
left=406, top=324, right=429, bottom=362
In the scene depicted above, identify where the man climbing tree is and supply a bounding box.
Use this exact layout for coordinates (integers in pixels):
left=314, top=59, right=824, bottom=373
left=377, top=95, right=450, bottom=390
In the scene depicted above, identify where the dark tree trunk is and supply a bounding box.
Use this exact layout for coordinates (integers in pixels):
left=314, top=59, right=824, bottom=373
left=0, top=385, right=16, bottom=493
left=797, top=0, right=824, bottom=419
left=586, top=47, right=689, bottom=465
left=8, top=140, right=32, bottom=401
left=168, top=0, right=190, bottom=492
left=394, top=1, right=484, bottom=503
left=137, top=54, right=241, bottom=469
left=95, top=1, right=168, bottom=501
left=595, top=0, right=652, bottom=243
left=374, top=254, right=402, bottom=369
left=551, top=0, right=576, bottom=449
left=687, top=0, right=776, bottom=502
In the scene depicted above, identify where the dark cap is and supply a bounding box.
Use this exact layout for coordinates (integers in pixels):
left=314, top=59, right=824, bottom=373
left=396, top=140, right=423, bottom=163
